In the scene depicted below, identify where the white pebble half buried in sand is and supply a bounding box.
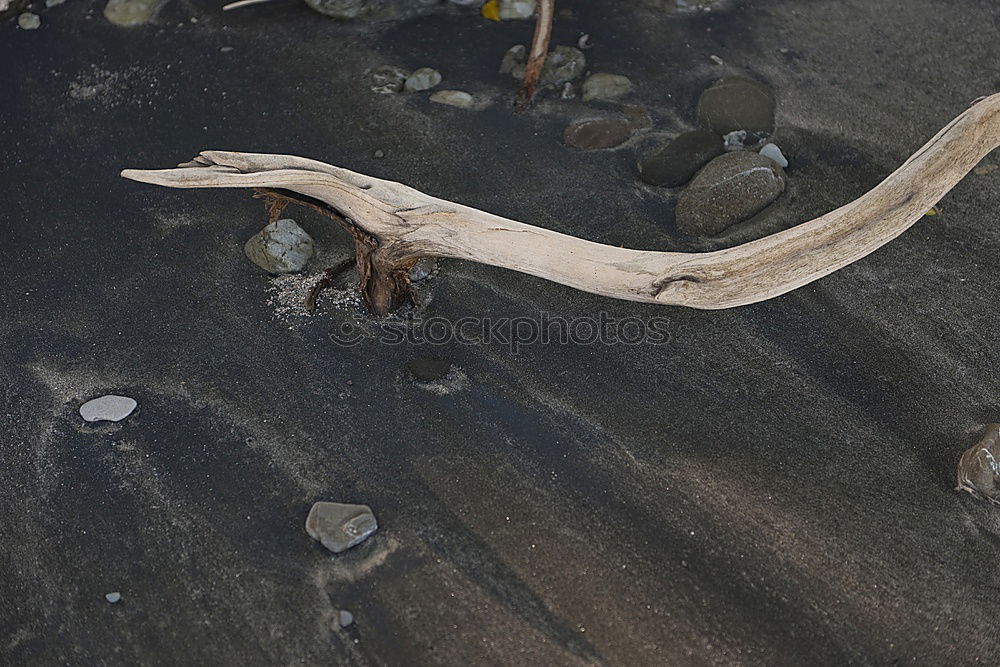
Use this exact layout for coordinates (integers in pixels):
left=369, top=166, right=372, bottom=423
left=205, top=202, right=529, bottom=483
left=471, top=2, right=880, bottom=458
left=80, top=395, right=138, bottom=423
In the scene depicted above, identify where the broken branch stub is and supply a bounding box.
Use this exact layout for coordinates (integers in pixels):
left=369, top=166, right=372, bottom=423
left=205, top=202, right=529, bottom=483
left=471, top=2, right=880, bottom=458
left=514, top=0, right=556, bottom=113
left=121, top=93, right=1000, bottom=316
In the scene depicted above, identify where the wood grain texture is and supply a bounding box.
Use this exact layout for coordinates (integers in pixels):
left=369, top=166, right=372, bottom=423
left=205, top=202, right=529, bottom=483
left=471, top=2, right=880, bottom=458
left=122, top=93, right=1000, bottom=310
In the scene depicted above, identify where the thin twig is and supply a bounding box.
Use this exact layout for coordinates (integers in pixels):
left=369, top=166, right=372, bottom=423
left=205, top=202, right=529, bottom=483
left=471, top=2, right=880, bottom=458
left=514, top=0, right=555, bottom=114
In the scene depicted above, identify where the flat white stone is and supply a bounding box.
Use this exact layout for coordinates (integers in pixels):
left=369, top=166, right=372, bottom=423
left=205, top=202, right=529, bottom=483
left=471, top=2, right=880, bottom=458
left=759, top=143, right=789, bottom=168
left=305, top=502, right=377, bottom=553
left=80, top=395, right=138, bottom=423
left=429, top=90, right=474, bottom=109
left=244, top=218, right=314, bottom=274
left=18, top=12, right=41, bottom=29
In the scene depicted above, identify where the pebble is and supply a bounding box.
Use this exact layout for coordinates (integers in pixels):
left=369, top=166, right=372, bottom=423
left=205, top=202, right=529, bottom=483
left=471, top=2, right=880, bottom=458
left=497, top=0, right=534, bottom=19
left=675, top=151, right=786, bottom=236
left=581, top=73, right=632, bottom=102
left=406, top=357, right=452, bottom=381
left=759, top=142, right=788, bottom=168
left=368, top=65, right=409, bottom=95
left=105, top=592, right=121, bottom=603
left=696, top=76, right=776, bottom=135
left=408, top=257, right=436, bottom=282
left=305, top=502, right=378, bottom=553
left=501, top=45, right=586, bottom=85
left=429, top=89, right=473, bottom=109
left=45, top=0, right=66, bottom=6
left=80, top=395, right=138, bottom=423
left=639, top=129, right=724, bottom=187
left=499, top=45, right=526, bottom=74
left=564, top=118, right=631, bottom=150
left=244, top=219, right=315, bottom=274
left=220, top=46, right=234, bottom=53
left=17, top=11, right=40, bottom=28
left=302, top=0, right=361, bottom=18
left=722, top=129, right=748, bottom=150
left=103, top=0, right=163, bottom=26
left=403, top=67, right=442, bottom=93
left=539, top=46, right=586, bottom=85
left=373, top=149, right=385, bottom=159
left=957, top=424, right=1000, bottom=503
left=303, top=0, right=441, bottom=19
left=338, top=609, right=355, bottom=627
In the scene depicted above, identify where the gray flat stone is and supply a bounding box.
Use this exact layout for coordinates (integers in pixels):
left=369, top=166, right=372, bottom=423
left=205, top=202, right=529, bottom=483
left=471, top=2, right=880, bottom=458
left=581, top=73, right=632, bottom=101
left=103, top=0, right=163, bottom=26
left=957, top=424, right=1000, bottom=503
left=105, top=592, right=121, bottom=603
left=696, top=76, right=776, bottom=136
left=80, top=395, right=138, bottom=423
left=403, top=68, right=442, bottom=93
left=408, top=257, right=437, bottom=282
left=305, top=502, right=378, bottom=553
left=675, top=151, right=786, bottom=236
left=17, top=11, right=40, bottom=28
left=368, top=65, right=409, bottom=94
left=243, top=219, right=314, bottom=274
left=429, top=90, right=473, bottom=108
left=639, top=129, right=724, bottom=187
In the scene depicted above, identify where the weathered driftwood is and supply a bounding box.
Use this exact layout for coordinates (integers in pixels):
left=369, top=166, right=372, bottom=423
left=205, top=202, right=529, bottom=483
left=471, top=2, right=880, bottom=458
left=122, top=93, right=1000, bottom=315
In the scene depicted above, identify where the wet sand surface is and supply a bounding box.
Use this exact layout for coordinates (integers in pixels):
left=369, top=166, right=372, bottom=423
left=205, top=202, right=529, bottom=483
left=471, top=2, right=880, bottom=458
left=4, top=0, right=1000, bottom=664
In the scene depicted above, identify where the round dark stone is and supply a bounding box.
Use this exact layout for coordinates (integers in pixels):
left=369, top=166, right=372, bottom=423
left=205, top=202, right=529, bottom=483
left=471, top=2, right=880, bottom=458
left=406, top=357, right=453, bottom=382
left=639, top=130, right=724, bottom=187
left=696, top=77, right=776, bottom=136
left=564, top=118, right=631, bottom=151
left=675, top=151, right=786, bottom=237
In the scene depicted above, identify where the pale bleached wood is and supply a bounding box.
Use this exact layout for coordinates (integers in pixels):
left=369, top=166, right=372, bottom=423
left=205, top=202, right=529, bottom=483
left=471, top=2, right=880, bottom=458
left=121, top=93, right=1000, bottom=311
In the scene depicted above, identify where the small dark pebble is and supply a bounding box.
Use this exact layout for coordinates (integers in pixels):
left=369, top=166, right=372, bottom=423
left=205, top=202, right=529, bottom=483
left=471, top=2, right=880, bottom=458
left=564, top=118, right=631, bottom=150
left=406, top=357, right=452, bottom=382
left=639, top=130, right=724, bottom=187
left=696, top=77, right=776, bottom=136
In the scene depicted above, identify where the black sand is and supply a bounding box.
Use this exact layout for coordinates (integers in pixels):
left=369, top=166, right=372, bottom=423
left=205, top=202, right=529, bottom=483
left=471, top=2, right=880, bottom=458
left=4, top=0, right=1000, bottom=664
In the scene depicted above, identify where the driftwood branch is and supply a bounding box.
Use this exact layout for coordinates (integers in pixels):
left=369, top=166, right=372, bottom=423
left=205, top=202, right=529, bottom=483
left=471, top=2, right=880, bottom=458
left=122, top=93, right=1000, bottom=316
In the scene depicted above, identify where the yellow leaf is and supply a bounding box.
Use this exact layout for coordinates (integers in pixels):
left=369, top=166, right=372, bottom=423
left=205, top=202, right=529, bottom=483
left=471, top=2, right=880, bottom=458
left=481, top=0, right=500, bottom=21
left=924, top=207, right=937, bottom=217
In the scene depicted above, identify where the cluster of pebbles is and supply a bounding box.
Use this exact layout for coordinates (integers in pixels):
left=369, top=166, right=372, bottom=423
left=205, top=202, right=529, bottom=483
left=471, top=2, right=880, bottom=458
left=640, top=76, right=788, bottom=237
